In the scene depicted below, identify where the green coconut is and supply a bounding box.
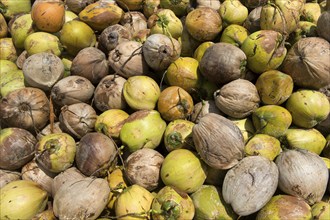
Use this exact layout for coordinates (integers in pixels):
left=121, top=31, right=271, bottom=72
left=0, top=38, right=17, bottom=62
left=119, top=110, right=167, bottom=152
left=193, top=41, right=214, bottom=63
left=301, top=2, right=321, bottom=24
left=228, top=117, right=255, bottom=143
left=24, top=32, right=62, bottom=56
left=245, top=134, right=281, bottom=160
left=281, top=128, right=327, bottom=155
left=311, top=201, right=330, bottom=220
left=160, top=149, right=207, bottom=193
left=285, top=90, right=330, bottom=128
left=241, top=30, right=287, bottom=74
left=255, top=70, right=294, bottom=105
left=252, top=105, right=292, bottom=138
left=10, top=13, right=35, bottom=49
left=288, top=21, right=318, bottom=46
left=159, top=0, right=189, bottom=17
left=151, top=185, right=195, bottom=220
left=219, top=0, right=249, bottom=27
left=0, top=69, right=25, bottom=98
left=163, top=119, right=195, bottom=152
left=219, top=24, right=249, bottom=47
left=191, top=185, right=237, bottom=220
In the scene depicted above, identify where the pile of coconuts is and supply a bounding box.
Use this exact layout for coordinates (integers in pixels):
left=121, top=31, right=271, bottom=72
left=1, top=0, right=330, bottom=219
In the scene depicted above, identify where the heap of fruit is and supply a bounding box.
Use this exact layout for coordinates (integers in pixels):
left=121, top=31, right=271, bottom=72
left=0, top=0, right=329, bottom=219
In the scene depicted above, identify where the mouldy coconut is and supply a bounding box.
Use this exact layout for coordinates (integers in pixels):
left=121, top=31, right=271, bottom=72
left=214, top=79, right=260, bottom=119
left=192, top=113, right=245, bottom=169
left=252, top=105, right=292, bottom=138
left=108, top=41, right=148, bottom=78
left=0, top=87, right=50, bottom=133
left=241, top=30, right=287, bottom=74
left=185, top=7, right=222, bottom=41
left=115, top=184, right=154, bottom=220
left=22, top=52, right=64, bottom=92
left=124, top=148, right=164, bottom=191
left=59, top=103, right=97, bottom=139
left=285, top=90, right=330, bottom=128
left=0, top=180, right=48, bottom=220
left=256, top=195, right=312, bottom=220
left=275, top=149, right=329, bottom=205
left=93, top=74, right=127, bottom=112
left=199, top=42, right=247, bottom=86
left=50, top=75, right=95, bottom=108
left=160, top=149, right=207, bottom=194
left=281, top=37, right=330, bottom=89
left=222, top=156, right=279, bottom=216
left=53, top=177, right=110, bottom=220
left=142, top=33, right=181, bottom=72
left=75, top=132, right=117, bottom=177
left=70, top=47, right=109, bottom=85
left=35, top=133, right=76, bottom=174
left=151, top=186, right=195, bottom=220
left=119, top=110, right=167, bottom=152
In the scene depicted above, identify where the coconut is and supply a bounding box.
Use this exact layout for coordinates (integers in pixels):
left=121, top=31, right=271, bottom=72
left=163, top=119, right=195, bottom=152
left=143, top=0, right=160, bottom=18
left=108, top=41, right=148, bottom=78
left=0, top=14, right=8, bottom=38
left=0, top=87, right=50, bottom=133
left=115, top=184, right=154, bottom=220
left=142, top=33, right=181, bottom=72
left=252, top=105, right=292, bottom=138
left=241, top=30, right=287, bottom=74
left=123, top=75, right=160, bottom=110
left=311, top=201, right=330, bottom=219
left=281, top=128, right=327, bottom=155
left=50, top=75, right=95, bottom=108
left=219, top=24, right=249, bottom=47
left=120, top=11, right=147, bottom=36
left=0, top=38, right=17, bottom=62
left=192, top=113, right=245, bottom=169
left=124, top=148, right=164, bottom=191
left=151, top=186, right=195, bottom=220
left=70, top=47, right=109, bottom=85
left=190, top=100, right=223, bottom=124
left=0, top=69, right=25, bottom=98
left=119, top=110, right=167, bottom=152
left=160, top=149, right=207, bottom=193
left=24, top=32, right=62, bottom=56
left=287, top=21, right=318, bottom=46
left=185, top=7, right=222, bottom=41
left=222, top=156, right=279, bottom=216
left=193, top=41, right=214, bottom=63
left=317, top=11, right=330, bottom=42
left=255, top=70, right=294, bottom=105
left=244, top=134, right=281, bottom=160
left=285, top=90, right=330, bottom=128
left=98, top=24, right=132, bottom=54
left=157, top=86, right=194, bottom=122
left=78, top=1, right=124, bottom=31
left=106, top=167, right=128, bottom=210
left=53, top=177, right=110, bottom=220
left=243, top=6, right=262, bottom=33
left=275, top=149, right=329, bottom=205
left=117, top=0, right=144, bottom=11
left=0, top=0, right=31, bottom=20
left=199, top=42, right=247, bottom=86
left=179, top=24, right=202, bottom=57
left=59, top=20, right=96, bottom=56
left=214, top=79, right=260, bottom=118
left=0, top=180, right=48, bottom=219
left=281, top=37, right=330, bottom=89
left=219, top=0, right=248, bottom=27
left=94, top=109, right=129, bottom=140
left=59, top=103, right=97, bottom=139
left=65, top=0, right=95, bottom=14
left=10, top=13, right=35, bottom=49
left=256, top=195, right=312, bottom=220
left=35, top=133, right=76, bottom=174
left=22, top=52, right=64, bottom=92
left=36, top=122, right=63, bottom=141
left=93, top=74, right=127, bottom=112
left=75, top=132, right=117, bottom=177
left=191, top=185, right=237, bottom=220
